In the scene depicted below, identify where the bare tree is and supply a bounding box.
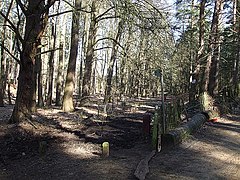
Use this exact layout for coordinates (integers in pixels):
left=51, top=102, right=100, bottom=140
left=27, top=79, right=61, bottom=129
left=62, top=0, right=82, bottom=112
left=104, top=20, right=123, bottom=102
left=0, top=0, right=14, bottom=106
left=82, top=1, right=97, bottom=97
left=4, top=0, right=57, bottom=123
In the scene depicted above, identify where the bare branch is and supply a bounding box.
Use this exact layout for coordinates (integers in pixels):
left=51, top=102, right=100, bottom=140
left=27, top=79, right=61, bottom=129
left=3, top=0, right=14, bottom=24
left=36, top=47, right=61, bottom=56
left=61, top=0, right=75, bottom=9
left=138, top=0, right=163, bottom=17
left=0, top=12, right=23, bottom=44
left=95, top=37, right=124, bottom=50
left=47, top=0, right=58, bottom=8
left=94, top=46, right=112, bottom=51
left=49, top=7, right=92, bottom=18
left=0, top=44, right=20, bottom=64
left=96, top=16, right=120, bottom=22
left=15, top=0, right=27, bottom=15
left=15, top=1, right=23, bottom=53
left=95, top=6, right=115, bottom=22
left=49, top=10, right=73, bottom=18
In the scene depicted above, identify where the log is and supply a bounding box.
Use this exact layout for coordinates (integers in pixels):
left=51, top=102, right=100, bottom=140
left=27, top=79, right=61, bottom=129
left=162, top=113, right=209, bottom=146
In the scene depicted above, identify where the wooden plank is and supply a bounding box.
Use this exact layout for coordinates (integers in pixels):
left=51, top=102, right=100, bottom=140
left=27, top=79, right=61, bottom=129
left=134, top=150, right=156, bottom=180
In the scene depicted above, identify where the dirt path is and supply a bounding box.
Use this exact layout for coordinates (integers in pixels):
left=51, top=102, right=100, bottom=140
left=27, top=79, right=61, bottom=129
left=0, top=105, right=151, bottom=180
left=0, top=104, right=239, bottom=180
left=147, top=115, right=240, bottom=180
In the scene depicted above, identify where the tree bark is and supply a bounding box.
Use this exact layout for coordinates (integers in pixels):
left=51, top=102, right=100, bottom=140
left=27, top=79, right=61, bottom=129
left=104, top=21, right=123, bottom=103
left=0, top=0, right=14, bottom=106
left=82, top=1, right=97, bottom=97
left=78, top=15, right=86, bottom=98
left=162, top=113, right=208, bottom=146
left=232, top=0, right=240, bottom=97
left=203, top=0, right=223, bottom=95
left=36, top=48, right=44, bottom=107
left=189, top=0, right=206, bottom=101
left=46, top=23, right=57, bottom=106
left=55, top=43, right=64, bottom=106
left=9, top=0, right=54, bottom=123
left=208, top=0, right=223, bottom=96
left=62, top=0, right=81, bottom=112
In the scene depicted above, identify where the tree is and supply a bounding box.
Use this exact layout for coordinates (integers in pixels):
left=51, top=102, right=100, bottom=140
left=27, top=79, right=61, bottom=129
left=7, top=0, right=56, bottom=123
left=36, top=48, right=44, bottom=107
left=62, top=0, right=82, bottom=112
left=104, top=20, right=123, bottom=102
left=82, top=0, right=97, bottom=97
left=46, top=21, right=57, bottom=106
left=55, top=42, right=64, bottom=106
left=232, top=0, right=240, bottom=97
left=189, top=0, right=206, bottom=101
left=203, top=0, right=223, bottom=96
left=0, top=0, right=14, bottom=106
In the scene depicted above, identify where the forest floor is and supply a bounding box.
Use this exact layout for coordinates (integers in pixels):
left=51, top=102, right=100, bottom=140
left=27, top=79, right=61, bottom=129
left=0, top=97, right=239, bottom=180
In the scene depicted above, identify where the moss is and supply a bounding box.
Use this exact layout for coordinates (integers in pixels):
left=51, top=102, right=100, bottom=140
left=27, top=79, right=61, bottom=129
left=200, top=92, right=219, bottom=119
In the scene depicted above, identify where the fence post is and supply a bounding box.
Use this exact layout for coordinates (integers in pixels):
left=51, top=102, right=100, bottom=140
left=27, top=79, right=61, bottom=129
left=152, top=106, right=160, bottom=150
left=143, top=113, right=151, bottom=136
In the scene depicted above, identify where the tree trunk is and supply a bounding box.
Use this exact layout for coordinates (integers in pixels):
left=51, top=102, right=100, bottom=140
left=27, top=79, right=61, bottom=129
left=189, top=0, right=206, bottom=101
left=208, top=0, right=223, bottom=96
left=91, top=59, right=97, bottom=95
left=62, top=0, right=81, bottom=112
left=119, top=51, right=127, bottom=97
left=36, top=48, right=44, bottom=107
left=0, top=0, right=14, bottom=106
left=9, top=0, right=53, bottom=123
left=78, top=15, right=86, bottom=98
left=46, top=23, right=57, bottom=106
left=82, top=1, right=97, bottom=97
left=232, top=0, right=240, bottom=97
left=104, top=21, right=123, bottom=103
left=55, top=43, right=64, bottom=106
left=203, top=0, right=223, bottom=95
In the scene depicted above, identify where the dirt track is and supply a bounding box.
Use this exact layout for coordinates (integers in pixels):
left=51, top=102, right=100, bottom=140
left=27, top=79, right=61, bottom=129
left=0, top=104, right=239, bottom=180
left=147, top=115, right=240, bottom=180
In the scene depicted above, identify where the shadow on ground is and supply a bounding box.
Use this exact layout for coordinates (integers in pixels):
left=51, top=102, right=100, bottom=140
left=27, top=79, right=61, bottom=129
left=0, top=105, right=151, bottom=180
left=147, top=116, right=240, bottom=179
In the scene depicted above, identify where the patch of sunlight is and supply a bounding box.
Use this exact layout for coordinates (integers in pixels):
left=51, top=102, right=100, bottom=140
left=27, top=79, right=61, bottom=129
left=131, top=104, right=139, bottom=108
left=90, top=103, right=99, bottom=107
left=63, top=143, right=100, bottom=159
left=93, top=119, right=110, bottom=123
left=139, top=105, right=155, bottom=109
left=190, top=141, right=239, bottom=163
left=80, top=107, right=107, bottom=117
left=60, top=121, right=75, bottom=129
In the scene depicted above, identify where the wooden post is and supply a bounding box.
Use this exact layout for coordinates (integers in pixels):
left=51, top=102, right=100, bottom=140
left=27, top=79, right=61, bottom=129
left=157, top=118, right=162, bottom=152
left=143, top=113, right=151, bottom=136
left=152, top=106, right=159, bottom=150
left=102, top=142, right=109, bottom=157
left=160, top=69, right=166, bottom=134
